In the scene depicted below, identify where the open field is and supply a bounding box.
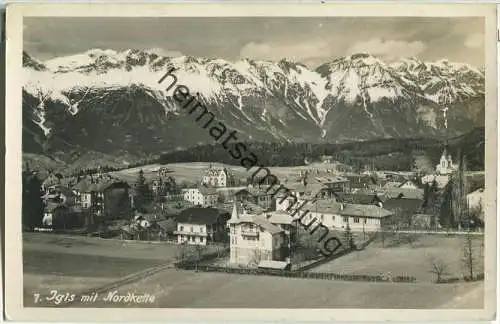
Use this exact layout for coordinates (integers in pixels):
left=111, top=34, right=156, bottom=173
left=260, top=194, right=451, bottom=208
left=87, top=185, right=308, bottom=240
left=308, top=234, right=484, bottom=282
left=110, top=161, right=484, bottom=187
left=57, top=268, right=483, bottom=309
left=23, top=233, right=203, bottom=306
left=109, top=162, right=336, bottom=185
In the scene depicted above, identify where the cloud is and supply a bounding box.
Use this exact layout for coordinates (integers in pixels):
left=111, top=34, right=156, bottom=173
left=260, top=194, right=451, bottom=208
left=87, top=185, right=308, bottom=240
left=239, top=40, right=332, bottom=65
left=144, top=47, right=183, bottom=57
left=464, top=33, right=484, bottom=49
left=346, top=38, right=426, bottom=61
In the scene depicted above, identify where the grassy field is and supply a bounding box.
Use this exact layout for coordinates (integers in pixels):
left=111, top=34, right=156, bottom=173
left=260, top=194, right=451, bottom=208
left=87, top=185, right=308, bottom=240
left=62, top=268, right=483, bottom=309
left=307, top=234, right=484, bottom=282
left=23, top=233, right=193, bottom=306
left=109, top=162, right=331, bottom=185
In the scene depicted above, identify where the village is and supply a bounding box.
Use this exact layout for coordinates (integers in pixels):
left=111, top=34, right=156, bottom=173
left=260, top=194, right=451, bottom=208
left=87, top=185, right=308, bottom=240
left=23, top=146, right=485, bottom=275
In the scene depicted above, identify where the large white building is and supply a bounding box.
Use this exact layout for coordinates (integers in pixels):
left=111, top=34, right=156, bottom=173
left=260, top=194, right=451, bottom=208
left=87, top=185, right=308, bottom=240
left=290, top=200, right=394, bottom=232
left=227, top=204, right=286, bottom=267
left=182, top=186, right=218, bottom=207
left=202, top=166, right=235, bottom=188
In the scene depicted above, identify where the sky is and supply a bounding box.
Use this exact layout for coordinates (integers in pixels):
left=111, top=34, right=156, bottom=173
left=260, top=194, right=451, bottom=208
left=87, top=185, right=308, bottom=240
left=24, top=17, right=485, bottom=68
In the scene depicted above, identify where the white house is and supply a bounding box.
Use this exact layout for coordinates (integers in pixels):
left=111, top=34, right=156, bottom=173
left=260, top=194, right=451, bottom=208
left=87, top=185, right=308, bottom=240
left=202, top=166, right=235, bottom=188
left=227, top=203, right=286, bottom=267
left=182, top=186, right=218, bottom=207
left=174, top=207, right=229, bottom=245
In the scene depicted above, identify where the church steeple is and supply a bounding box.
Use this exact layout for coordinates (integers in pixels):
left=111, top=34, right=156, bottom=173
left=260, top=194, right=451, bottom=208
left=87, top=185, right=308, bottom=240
left=231, top=201, right=239, bottom=221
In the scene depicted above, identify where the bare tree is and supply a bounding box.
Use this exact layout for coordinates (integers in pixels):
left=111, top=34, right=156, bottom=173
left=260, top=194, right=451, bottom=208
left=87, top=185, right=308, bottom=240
left=463, top=232, right=475, bottom=280
left=427, top=255, right=449, bottom=283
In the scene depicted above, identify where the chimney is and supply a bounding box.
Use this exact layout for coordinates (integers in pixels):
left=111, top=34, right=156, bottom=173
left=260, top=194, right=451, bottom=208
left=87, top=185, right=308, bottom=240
left=340, top=203, right=345, bottom=211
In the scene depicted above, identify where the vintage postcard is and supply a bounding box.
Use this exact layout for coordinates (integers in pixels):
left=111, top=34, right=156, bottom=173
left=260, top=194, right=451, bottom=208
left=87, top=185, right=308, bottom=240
left=4, top=2, right=497, bottom=322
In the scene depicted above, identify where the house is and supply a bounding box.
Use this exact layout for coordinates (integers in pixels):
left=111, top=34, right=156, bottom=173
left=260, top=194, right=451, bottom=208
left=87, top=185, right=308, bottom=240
left=381, top=197, right=424, bottom=227
left=72, top=177, right=131, bottom=219
left=234, top=187, right=273, bottom=210
left=201, top=166, right=235, bottom=188
left=42, top=203, right=83, bottom=229
left=182, top=186, right=218, bottom=207
left=42, top=185, right=77, bottom=206
left=300, top=200, right=394, bottom=231
left=227, top=204, right=287, bottom=267
left=436, top=148, right=458, bottom=175
left=261, top=211, right=298, bottom=249
left=314, top=176, right=350, bottom=194
left=344, top=175, right=378, bottom=192
left=333, top=193, right=385, bottom=206
left=385, top=188, right=424, bottom=200
left=467, top=188, right=485, bottom=220
left=398, top=180, right=421, bottom=190
left=174, top=207, right=230, bottom=245
left=41, top=172, right=63, bottom=195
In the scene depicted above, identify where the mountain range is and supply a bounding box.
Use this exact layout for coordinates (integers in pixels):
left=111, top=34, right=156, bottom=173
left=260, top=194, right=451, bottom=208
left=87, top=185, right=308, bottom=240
left=22, top=49, right=485, bottom=167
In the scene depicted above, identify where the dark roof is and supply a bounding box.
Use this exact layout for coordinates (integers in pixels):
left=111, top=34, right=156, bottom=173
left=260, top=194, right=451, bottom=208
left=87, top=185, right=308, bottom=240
left=340, top=204, right=393, bottom=218
left=382, top=198, right=424, bottom=214
left=73, top=178, right=129, bottom=193
left=54, top=185, right=76, bottom=197
left=44, top=202, right=68, bottom=213
left=385, top=188, right=424, bottom=200
left=334, top=193, right=382, bottom=205
left=176, top=207, right=229, bottom=225
left=344, top=175, right=377, bottom=188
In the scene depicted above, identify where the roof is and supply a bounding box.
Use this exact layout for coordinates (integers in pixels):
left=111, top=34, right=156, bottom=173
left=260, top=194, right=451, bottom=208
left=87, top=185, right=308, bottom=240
left=44, top=202, right=68, bottom=213
left=176, top=207, right=229, bottom=225
left=197, top=185, right=218, bottom=195
left=217, top=201, right=265, bottom=215
left=228, top=213, right=283, bottom=235
left=265, top=212, right=296, bottom=225
left=382, top=198, right=424, bottom=214
left=73, top=177, right=129, bottom=193
left=311, top=176, right=349, bottom=184
left=258, top=260, right=289, bottom=270
left=334, top=193, right=382, bottom=205
left=339, top=204, right=393, bottom=218
left=303, top=200, right=343, bottom=214
left=385, top=188, right=424, bottom=200
left=383, top=181, right=403, bottom=189
left=54, top=185, right=75, bottom=197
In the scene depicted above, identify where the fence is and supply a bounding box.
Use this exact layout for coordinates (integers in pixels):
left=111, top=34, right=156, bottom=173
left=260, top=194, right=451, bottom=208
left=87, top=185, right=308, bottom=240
left=174, top=262, right=416, bottom=283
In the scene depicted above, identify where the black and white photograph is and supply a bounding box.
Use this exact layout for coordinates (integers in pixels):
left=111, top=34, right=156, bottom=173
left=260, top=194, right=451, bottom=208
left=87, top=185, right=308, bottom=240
left=4, top=2, right=497, bottom=322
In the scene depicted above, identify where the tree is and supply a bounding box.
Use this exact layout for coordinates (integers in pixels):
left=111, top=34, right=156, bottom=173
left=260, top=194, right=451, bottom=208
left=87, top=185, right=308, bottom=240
left=343, top=223, right=355, bottom=250
left=22, top=170, right=44, bottom=230
left=463, top=232, right=475, bottom=280
left=133, top=169, right=152, bottom=212
left=427, top=255, right=449, bottom=283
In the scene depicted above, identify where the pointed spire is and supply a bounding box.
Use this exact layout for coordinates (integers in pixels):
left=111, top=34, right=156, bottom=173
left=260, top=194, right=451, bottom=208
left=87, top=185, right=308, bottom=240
left=231, top=201, right=239, bottom=220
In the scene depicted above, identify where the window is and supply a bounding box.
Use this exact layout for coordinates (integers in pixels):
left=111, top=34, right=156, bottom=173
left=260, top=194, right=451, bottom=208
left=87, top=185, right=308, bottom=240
left=332, top=215, right=335, bottom=221
left=200, top=237, right=204, bottom=243
left=354, top=217, right=360, bottom=223
left=343, top=217, right=348, bottom=223
left=190, top=227, right=193, bottom=232
left=364, top=218, right=368, bottom=224
left=200, top=227, right=204, bottom=233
